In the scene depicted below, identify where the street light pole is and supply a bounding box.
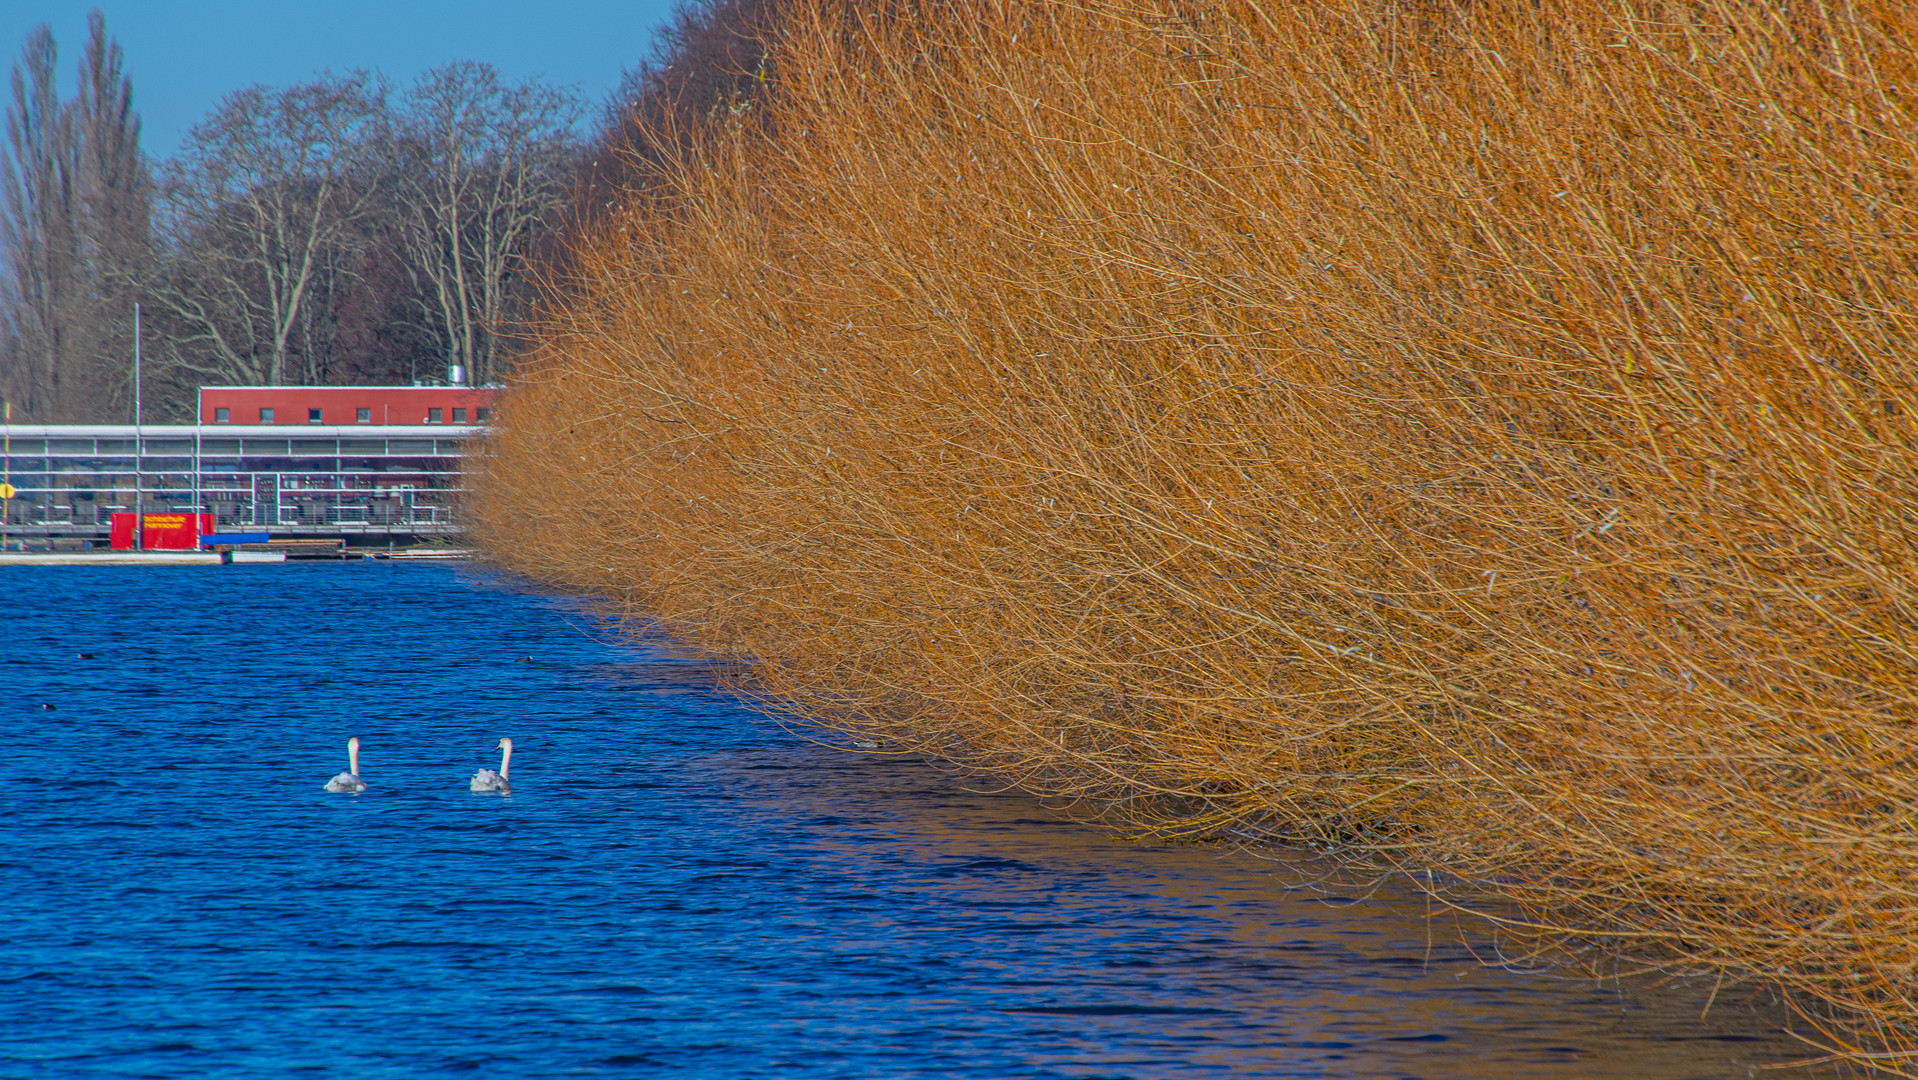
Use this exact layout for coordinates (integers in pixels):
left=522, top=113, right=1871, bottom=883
left=193, top=380, right=202, bottom=550
left=133, top=302, right=144, bottom=552
left=3, top=400, right=11, bottom=552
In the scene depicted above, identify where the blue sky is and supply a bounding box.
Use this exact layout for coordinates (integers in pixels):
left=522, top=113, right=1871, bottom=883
left=1, top=1, right=682, bottom=157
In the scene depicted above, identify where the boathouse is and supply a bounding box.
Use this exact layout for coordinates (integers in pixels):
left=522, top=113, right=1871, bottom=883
left=1, top=385, right=497, bottom=550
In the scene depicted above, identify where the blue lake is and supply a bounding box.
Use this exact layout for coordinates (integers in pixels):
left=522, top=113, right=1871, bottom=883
left=0, top=564, right=1830, bottom=1077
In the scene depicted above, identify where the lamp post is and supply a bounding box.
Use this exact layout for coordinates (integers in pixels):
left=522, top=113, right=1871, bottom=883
left=193, top=380, right=202, bottom=550
left=3, top=400, right=11, bottom=552
left=132, top=302, right=144, bottom=552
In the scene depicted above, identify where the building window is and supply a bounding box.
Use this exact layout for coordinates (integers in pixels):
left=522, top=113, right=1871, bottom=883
left=452, top=407, right=467, bottom=423
left=308, top=407, right=324, bottom=424
left=214, top=407, right=230, bottom=423
left=259, top=407, right=275, bottom=423
left=475, top=407, right=489, bottom=422
left=356, top=407, right=371, bottom=423
left=428, top=407, right=443, bottom=423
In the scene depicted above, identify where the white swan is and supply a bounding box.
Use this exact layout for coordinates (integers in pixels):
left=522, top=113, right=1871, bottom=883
left=324, top=737, right=368, bottom=793
left=470, top=737, right=513, bottom=793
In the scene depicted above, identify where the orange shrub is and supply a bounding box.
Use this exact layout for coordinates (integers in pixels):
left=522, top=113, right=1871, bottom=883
left=476, top=0, right=1918, bottom=1067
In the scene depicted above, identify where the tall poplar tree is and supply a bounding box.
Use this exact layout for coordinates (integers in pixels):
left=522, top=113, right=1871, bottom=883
left=70, top=10, right=151, bottom=418
left=0, top=11, right=150, bottom=422
left=0, top=25, right=73, bottom=421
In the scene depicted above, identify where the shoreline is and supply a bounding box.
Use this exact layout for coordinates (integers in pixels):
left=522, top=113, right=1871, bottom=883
left=0, top=547, right=475, bottom=565
left=0, top=550, right=224, bottom=565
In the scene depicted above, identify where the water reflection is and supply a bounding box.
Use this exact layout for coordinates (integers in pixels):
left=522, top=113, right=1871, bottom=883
left=647, top=737, right=1818, bottom=1079
left=582, top=650, right=1818, bottom=1077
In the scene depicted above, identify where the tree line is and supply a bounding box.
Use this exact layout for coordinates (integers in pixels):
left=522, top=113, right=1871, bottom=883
left=0, top=11, right=582, bottom=422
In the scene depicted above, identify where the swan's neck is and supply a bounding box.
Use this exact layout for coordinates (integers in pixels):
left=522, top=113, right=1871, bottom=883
left=499, top=742, right=512, bottom=781
left=348, top=739, right=361, bottom=777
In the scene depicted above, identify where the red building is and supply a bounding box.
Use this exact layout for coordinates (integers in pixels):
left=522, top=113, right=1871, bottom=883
left=199, top=385, right=497, bottom=426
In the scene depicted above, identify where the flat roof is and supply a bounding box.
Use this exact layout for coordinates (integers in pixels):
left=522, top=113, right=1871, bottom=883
left=2, top=424, right=486, bottom=437
left=198, top=385, right=499, bottom=391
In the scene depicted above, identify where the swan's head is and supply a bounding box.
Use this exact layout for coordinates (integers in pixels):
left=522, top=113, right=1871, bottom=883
left=495, top=737, right=513, bottom=752
left=347, top=736, right=360, bottom=752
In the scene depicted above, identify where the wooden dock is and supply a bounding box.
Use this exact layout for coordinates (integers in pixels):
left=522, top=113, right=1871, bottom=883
left=0, top=551, right=223, bottom=565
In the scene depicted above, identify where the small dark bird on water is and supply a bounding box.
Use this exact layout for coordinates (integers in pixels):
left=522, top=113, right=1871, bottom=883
left=40, top=703, right=56, bottom=710
left=76, top=653, right=94, bottom=660
left=512, top=656, right=532, bottom=663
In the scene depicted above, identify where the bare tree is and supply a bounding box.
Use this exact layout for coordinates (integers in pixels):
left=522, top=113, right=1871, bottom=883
left=69, top=10, right=151, bottom=417
left=0, top=12, right=150, bottom=422
left=155, top=72, right=387, bottom=386
left=391, top=62, right=578, bottom=387
left=0, top=25, right=75, bottom=420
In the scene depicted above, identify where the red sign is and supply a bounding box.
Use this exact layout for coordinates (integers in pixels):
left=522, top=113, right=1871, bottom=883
left=110, top=513, right=214, bottom=551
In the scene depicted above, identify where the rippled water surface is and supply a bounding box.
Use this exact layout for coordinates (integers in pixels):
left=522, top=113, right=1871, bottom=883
left=2, top=564, right=1830, bottom=1078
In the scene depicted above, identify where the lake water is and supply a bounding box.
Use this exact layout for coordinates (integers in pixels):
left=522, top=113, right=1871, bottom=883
left=1, top=564, right=1831, bottom=1078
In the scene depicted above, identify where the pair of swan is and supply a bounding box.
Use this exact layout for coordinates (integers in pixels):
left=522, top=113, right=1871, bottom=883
left=323, top=736, right=514, bottom=794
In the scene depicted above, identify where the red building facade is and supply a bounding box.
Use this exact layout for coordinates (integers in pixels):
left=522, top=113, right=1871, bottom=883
left=199, top=385, right=497, bottom=426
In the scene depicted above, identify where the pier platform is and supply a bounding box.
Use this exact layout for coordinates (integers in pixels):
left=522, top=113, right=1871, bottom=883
left=0, top=551, right=223, bottom=565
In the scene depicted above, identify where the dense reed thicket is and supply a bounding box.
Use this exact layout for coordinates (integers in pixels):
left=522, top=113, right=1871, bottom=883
left=474, top=0, right=1918, bottom=1066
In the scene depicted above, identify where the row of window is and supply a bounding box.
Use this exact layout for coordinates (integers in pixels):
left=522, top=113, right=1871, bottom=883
left=211, top=407, right=487, bottom=424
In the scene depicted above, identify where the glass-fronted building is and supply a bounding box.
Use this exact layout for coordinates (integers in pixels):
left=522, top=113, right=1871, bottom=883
left=0, top=424, right=480, bottom=547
